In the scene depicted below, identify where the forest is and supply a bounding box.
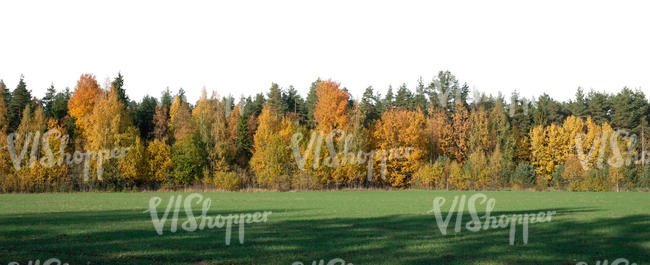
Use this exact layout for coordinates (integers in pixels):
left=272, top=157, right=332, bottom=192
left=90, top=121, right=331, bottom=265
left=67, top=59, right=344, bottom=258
left=0, top=71, right=648, bottom=192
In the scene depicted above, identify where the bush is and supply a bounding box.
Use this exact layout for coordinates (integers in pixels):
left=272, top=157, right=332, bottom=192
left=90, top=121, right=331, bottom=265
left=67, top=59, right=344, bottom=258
left=560, top=155, right=584, bottom=191
left=639, top=165, right=650, bottom=190
left=413, top=161, right=445, bottom=189
left=512, top=162, right=536, bottom=188
left=582, top=168, right=609, bottom=191
left=212, top=171, right=242, bottom=191
left=448, top=161, right=471, bottom=190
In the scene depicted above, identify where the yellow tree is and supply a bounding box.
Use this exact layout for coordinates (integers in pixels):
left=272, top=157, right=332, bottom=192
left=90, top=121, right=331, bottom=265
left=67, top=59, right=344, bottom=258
left=341, top=102, right=370, bottom=186
left=0, top=97, right=12, bottom=191
left=147, top=139, right=174, bottom=185
left=42, top=119, right=71, bottom=190
left=87, top=87, right=137, bottom=182
left=208, top=95, right=233, bottom=175
left=424, top=108, right=447, bottom=161
left=469, top=107, right=490, bottom=153
left=314, top=80, right=349, bottom=132
left=530, top=122, right=571, bottom=186
left=250, top=105, right=294, bottom=190
left=227, top=104, right=241, bottom=144
left=441, top=102, right=470, bottom=162
left=67, top=74, right=101, bottom=135
left=372, top=108, right=426, bottom=187
left=168, top=95, right=192, bottom=141
left=466, top=150, right=489, bottom=189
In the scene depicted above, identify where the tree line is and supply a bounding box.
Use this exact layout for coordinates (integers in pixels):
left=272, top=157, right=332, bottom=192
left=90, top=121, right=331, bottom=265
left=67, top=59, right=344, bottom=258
left=0, top=71, right=648, bottom=192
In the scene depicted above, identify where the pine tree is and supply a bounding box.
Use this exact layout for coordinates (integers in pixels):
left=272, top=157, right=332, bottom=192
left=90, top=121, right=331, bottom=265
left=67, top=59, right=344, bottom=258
left=304, top=79, right=320, bottom=128
left=136, top=95, right=158, bottom=141
left=383, top=85, right=394, bottom=109
left=266, top=83, right=285, bottom=115
left=160, top=87, right=173, bottom=114
left=569, top=87, right=587, bottom=118
left=8, top=75, right=32, bottom=131
left=413, top=77, right=429, bottom=113
left=42, top=84, right=56, bottom=117
left=360, top=86, right=381, bottom=127
left=395, top=83, right=413, bottom=110
left=235, top=111, right=253, bottom=168
left=112, top=72, right=129, bottom=105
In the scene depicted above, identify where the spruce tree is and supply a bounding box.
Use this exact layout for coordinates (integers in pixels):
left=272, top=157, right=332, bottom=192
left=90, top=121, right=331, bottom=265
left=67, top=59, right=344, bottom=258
left=42, top=84, right=56, bottom=117
left=8, top=75, right=32, bottom=131
left=112, top=72, right=129, bottom=105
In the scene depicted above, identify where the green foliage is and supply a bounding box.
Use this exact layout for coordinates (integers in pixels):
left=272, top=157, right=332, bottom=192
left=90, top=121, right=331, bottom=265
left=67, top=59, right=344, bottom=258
left=8, top=75, right=32, bottom=131
left=112, top=72, right=128, bottom=105
left=360, top=86, right=382, bottom=127
left=512, top=162, right=536, bottom=188
left=172, top=137, right=204, bottom=186
left=136, top=95, right=158, bottom=140
left=394, top=84, right=413, bottom=110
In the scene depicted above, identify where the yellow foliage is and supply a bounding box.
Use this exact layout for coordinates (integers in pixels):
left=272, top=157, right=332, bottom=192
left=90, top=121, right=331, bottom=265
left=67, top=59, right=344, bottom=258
left=250, top=106, right=295, bottom=189
left=147, top=139, right=174, bottom=184
left=314, top=80, right=349, bottom=132
left=447, top=161, right=471, bottom=190
left=440, top=102, right=470, bottom=162
left=68, top=74, right=102, bottom=135
left=372, top=108, right=426, bottom=187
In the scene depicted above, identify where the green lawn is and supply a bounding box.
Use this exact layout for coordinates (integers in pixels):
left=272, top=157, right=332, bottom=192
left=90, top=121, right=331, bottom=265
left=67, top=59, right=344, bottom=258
left=1, top=191, right=649, bottom=264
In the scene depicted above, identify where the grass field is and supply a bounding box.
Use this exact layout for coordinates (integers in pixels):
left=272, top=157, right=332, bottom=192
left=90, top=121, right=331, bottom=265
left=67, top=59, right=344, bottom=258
left=1, top=191, right=649, bottom=265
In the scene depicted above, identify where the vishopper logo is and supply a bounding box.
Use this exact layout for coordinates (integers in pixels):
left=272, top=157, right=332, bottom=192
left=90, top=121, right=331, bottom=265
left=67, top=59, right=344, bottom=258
left=427, top=193, right=556, bottom=245
left=291, top=130, right=414, bottom=181
left=144, top=193, right=272, bottom=246
left=6, top=128, right=130, bottom=181
left=574, top=128, right=642, bottom=170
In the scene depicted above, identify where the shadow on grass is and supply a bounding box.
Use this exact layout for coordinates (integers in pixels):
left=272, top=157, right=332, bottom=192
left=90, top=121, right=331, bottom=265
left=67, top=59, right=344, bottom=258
left=0, top=207, right=648, bottom=264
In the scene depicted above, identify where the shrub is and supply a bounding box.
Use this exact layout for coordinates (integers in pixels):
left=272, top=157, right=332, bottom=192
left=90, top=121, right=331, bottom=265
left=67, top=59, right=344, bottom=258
left=448, top=161, right=471, bottom=190
left=212, top=171, right=242, bottom=191
left=413, top=161, right=445, bottom=189
left=512, top=162, right=536, bottom=188
left=582, top=168, right=609, bottom=191
left=639, top=165, right=650, bottom=190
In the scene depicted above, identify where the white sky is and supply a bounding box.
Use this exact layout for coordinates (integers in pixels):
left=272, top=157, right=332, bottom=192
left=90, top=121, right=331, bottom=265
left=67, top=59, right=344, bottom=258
left=1, top=0, right=649, bottom=104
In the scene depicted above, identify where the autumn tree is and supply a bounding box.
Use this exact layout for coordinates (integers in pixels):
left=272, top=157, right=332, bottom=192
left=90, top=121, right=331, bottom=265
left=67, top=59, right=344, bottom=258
left=250, top=105, right=295, bottom=190
left=68, top=74, right=102, bottom=136
left=468, top=107, right=490, bottom=153
left=87, top=86, right=136, bottom=183
left=440, top=102, right=470, bottom=162
left=424, top=107, right=447, bottom=162
left=372, top=108, right=426, bottom=187
left=0, top=96, right=10, bottom=188
left=152, top=105, right=169, bottom=143
left=147, top=139, right=174, bottom=186
left=168, top=95, right=192, bottom=141
left=314, top=80, right=349, bottom=133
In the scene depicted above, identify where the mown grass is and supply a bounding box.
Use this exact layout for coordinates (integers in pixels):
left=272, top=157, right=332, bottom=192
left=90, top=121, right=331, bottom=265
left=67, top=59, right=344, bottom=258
left=1, top=191, right=649, bottom=264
